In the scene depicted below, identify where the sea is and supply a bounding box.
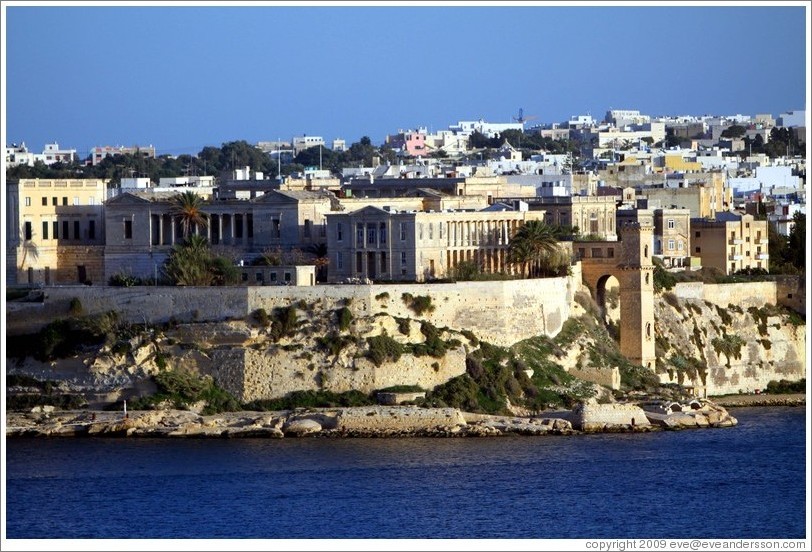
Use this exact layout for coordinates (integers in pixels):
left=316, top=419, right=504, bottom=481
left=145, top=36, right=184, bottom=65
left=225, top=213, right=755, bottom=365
left=4, top=406, right=808, bottom=541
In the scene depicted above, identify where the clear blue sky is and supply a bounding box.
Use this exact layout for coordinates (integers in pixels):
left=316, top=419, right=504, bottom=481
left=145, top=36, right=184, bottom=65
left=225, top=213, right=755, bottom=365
left=4, top=3, right=808, bottom=157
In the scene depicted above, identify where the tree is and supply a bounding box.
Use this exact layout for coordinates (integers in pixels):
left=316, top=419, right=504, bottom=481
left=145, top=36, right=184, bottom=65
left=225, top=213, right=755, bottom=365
left=163, top=234, right=238, bottom=286
left=787, top=210, right=806, bottom=272
left=721, top=125, right=746, bottom=139
left=171, top=191, right=208, bottom=239
left=507, top=221, right=567, bottom=278
left=305, top=243, right=330, bottom=283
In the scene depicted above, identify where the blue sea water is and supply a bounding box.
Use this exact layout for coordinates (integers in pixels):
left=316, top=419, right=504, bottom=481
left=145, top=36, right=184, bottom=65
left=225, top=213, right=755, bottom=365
left=4, top=407, right=808, bottom=540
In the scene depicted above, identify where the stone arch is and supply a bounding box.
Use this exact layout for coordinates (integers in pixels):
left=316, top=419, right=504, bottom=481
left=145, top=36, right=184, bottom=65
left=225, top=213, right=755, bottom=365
left=576, top=223, right=656, bottom=371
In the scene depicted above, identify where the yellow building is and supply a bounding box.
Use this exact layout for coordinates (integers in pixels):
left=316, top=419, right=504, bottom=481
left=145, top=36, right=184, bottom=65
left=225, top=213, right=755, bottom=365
left=7, top=178, right=106, bottom=284
left=691, top=212, right=770, bottom=274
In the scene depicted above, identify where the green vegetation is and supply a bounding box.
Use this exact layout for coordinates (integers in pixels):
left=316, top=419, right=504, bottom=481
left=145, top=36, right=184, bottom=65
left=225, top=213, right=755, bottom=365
left=68, top=297, right=84, bottom=316
left=375, top=292, right=390, bottom=301
left=715, top=305, right=733, bottom=326
left=245, top=390, right=374, bottom=411
left=711, top=333, right=746, bottom=367
left=253, top=308, right=271, bottom=327
left=406, top=321, right=451, bottom=358
left=396, top=317, right=411, bottom=335
left=268, top=305, right=299, bottom=341
left=163, top=235, right=239, bottom=286
left=376, top=385, right=425, bottom=393
left=336, top=307, right=353, bottom=331
left=126, top=368, right=241, bottom=415
left=765, top=378, right=806, bottom=394
left=653, top=260, right=677, bottom=292
left=401, top=293, right=435, bottom=316
left=747, top=306, right=769, bottom=336
left=316, top=332, right=354, bottom=356
left=507, top=220, right=569, bottom=278
left=366, top=334, right=404, bottom=366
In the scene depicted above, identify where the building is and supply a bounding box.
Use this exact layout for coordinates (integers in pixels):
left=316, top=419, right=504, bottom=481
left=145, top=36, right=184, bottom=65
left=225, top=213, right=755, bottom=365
left=332, top=138, right=347, bottom=152
left=448, top=119, right=523, bottom=138
left=91, top=145, right=156, bottom=166
left=102, top=189, right=334, bottom=283
left=639, top=174, right=731, bottom=219
left=7, top=178, right=106, bottom=285
left=691, top=212, right=769, bottom=274
left=292, top=136, right=325, bottom=155
left=325, top=205, right=546, bottom=282
left=777, top=110, right=806, bottom=128
left=5, top=142, right=77, bottom=167
left=386, top=130, right=428, bottom=157
left=500, top=195, right=619, bottom=240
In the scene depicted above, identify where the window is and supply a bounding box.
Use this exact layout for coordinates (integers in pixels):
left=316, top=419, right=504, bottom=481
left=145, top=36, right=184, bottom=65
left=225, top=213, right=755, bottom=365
left=74, top=220, right=80, bottom=239
left=668, top=239, right=675, bottom=251
left=695, top=231, right=700, bottom=238
left=42, top=197, right=47, bottom=206
left=667, top=219, right=675, bottom=229
left=428, top=223, right=433, bottom=239
left=304, top=219, right=312, bottom=238
left=269, top=272, right=277, bottom=282
left=367, top=223, right=376, bottom=245
left=380, top=223, right=386, bottom=244
left=418, top=223, right=423, bottom=240
left=356, top=252, right=363, bottom=272
left=62, top=197, right=68, bottom=206
left=24, top=221, right=32, bottom=240
left=241, top=272, right=248, bottom=282
left=380, top=252, right=387, bottom=273
left=53, top=221, right=59, bottom=239
left=337, top=251, right=343, bottom=269
left=356, top=223, right=364, bottom=245
left=88, top=220, right=95, bottom=240
left=284, top=272, right=291, bottom=283
left=52, top=197, right=57, bottom=206
left=257, top=272, right=264, bottom=283
left=63, top=220, right=69, bottom=240
left=272, top=218, right=281, bottom=238
left=337, top=223, right=343, bottom=241
left=695, top=246, right=701, bottom=253
left=42, top=221, right=49, bottom=240
left=89, top=197, right=95, bottom=206
left=677, top=240, right=683, bottom=250
left=124, top=220, right=133, bottom=239
left=400, top=222, right=407, bottom=241
left=607, top=247, right=614, bottom=258
left=25, top=197, right=31, bottom=206
left=401, top=252, right=407, bottom=266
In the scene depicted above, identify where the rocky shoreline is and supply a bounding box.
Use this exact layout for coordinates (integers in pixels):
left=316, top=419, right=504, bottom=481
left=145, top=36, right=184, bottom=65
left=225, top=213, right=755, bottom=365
left=709, top=393, right=806, bottom=407
left=6, top=399, right=740, bottom=438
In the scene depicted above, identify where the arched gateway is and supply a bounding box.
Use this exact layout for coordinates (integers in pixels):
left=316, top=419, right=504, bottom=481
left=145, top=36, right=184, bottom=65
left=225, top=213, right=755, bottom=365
left=576, top=222, right=656, bottom=370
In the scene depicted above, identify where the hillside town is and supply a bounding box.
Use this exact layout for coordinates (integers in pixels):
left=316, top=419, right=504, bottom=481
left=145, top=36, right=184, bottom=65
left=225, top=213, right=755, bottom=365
left=5, top=108, right=806, bottom=288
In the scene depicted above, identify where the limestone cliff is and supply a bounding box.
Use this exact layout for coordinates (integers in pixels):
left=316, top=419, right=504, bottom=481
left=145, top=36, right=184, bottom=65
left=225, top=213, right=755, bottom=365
left=653, top=291, right=806, bottom=396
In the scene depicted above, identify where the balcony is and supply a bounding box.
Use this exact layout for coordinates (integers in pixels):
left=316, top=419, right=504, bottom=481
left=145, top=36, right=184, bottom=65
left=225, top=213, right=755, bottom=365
left=728, top=238, right=743, bottom=245
left=757, top=253, right=770, bottom=260
left=729, top=254, right=743, bottom=261
left=758, top=238, right=769, bottom=245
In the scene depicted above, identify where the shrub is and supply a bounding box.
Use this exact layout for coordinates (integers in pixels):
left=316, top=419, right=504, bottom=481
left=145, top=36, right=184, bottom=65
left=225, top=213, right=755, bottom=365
left=366, top=334, right=403, bottom=366
left=396, top=318, right=411, bottom=335
left=402, top=293, right=435, bottom=316
left=765, top=378, right=806, bottom=394
left=245, top=390, right=374, bottom=410
left=253, top=308, right=271, bottom=327
left=375, top=292, right=390, bottom=301
left=336, top=307, right=353, bottom=331
left=109, top=272, right=140, bottom=287
left=316, top=332, right=354, bottom=356
left=68, top=297, right=84, bottom=316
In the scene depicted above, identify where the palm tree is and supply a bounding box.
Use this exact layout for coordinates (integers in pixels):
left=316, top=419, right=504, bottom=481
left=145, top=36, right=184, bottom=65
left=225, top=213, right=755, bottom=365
left=305, top=243, right=329, bottom=283
left=171, top=191, right=208, bottom=239
left=507, top=220, right=562, bottom=278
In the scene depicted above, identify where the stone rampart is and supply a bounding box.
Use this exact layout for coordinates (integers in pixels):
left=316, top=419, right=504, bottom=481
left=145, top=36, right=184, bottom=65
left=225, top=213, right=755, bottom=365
left=8, top=273, right=578, bottom=347
left=674, top=281, right=777, bottom=309
left=334, top=406, right=467, bottom=432
left=570, top=402, right=651, bottom=431
left=569, top=366, right=621, bottom=390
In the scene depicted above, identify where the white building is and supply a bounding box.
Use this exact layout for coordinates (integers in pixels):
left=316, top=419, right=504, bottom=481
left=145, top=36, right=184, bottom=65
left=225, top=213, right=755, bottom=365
left=292, top=136, right=325, bottom=154
left=332, top=138, right=347, bottom=152
left=5, top=142, right=77, bottom=166
left=448, top=119, right=523, bottom=138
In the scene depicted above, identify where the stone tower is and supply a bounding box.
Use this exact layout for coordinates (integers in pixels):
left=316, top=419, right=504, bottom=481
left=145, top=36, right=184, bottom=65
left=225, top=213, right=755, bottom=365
left=618, top=221, right=656, bottom=370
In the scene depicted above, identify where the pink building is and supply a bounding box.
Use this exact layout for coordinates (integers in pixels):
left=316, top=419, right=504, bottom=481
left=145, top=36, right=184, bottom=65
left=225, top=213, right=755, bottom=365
left=386, top=130, right=427, bottom=157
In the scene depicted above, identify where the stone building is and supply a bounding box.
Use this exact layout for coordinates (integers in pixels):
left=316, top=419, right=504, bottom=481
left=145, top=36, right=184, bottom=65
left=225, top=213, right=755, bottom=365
left=502, top=195, right=619, bottom=240
left=691, top=212, right=770, bottom=274
left=324, top=204, right=546, bottom=282
left=102, top=189, right=334, bottom=283
left=6, top=178, right=106, bottom=285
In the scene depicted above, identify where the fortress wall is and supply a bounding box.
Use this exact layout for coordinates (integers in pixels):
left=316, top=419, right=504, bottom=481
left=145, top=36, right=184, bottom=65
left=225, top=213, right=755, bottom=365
left=9, top=273, right=578, bottom=348
left=674, top=281, right=777, bottom=309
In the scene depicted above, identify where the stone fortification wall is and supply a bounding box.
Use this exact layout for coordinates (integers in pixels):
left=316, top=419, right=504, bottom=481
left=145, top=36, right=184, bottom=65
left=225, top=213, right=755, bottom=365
left=211, top=346, right=468, bottom=403
left=569, top=402, right=650, bottom=431
left=247, top=273, right=578, bottom=347
left=9, top=273, right=577, bottom=347
left=569, top=367, right=620, bottom=390
left=674, top=282, right=777, bottom=309
left=334, top=407, right=467, bottom=432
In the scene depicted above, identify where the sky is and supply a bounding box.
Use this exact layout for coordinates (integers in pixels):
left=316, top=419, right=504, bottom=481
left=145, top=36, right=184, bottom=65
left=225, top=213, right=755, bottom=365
left=2, top=2, right=809, bottom=157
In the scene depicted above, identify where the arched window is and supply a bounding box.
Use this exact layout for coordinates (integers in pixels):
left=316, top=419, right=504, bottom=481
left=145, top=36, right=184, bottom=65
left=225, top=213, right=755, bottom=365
left=646, top=322, right=652, bottom=338
left=644, top=245, right=649, bottom=258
